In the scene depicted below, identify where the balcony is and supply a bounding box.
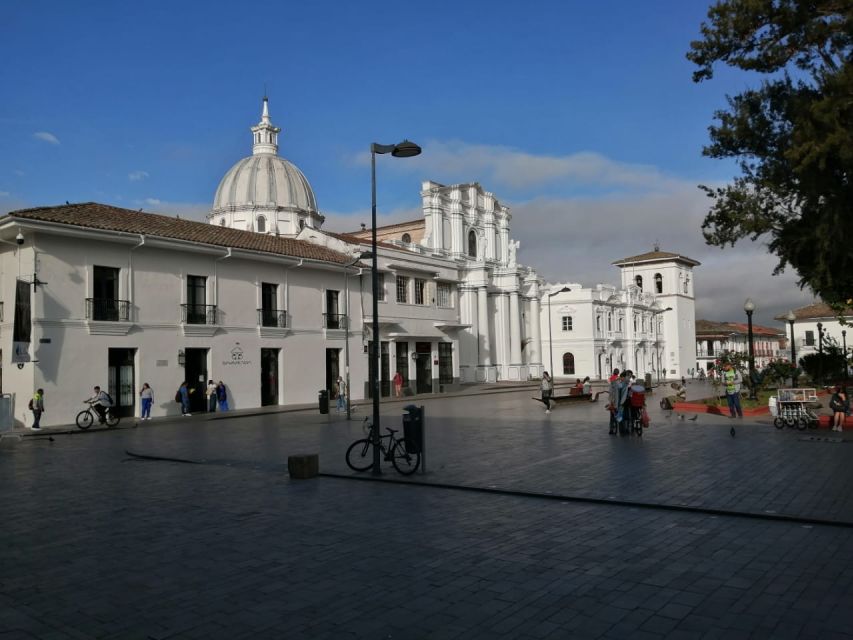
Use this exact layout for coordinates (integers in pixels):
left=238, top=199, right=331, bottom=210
left=181, top=303, right=218, bottom=325
left=258, top=308, right=287, bottom=328
left=85, top=298, right=131, bottom=322
left=323, top=313, right=347, bottom=330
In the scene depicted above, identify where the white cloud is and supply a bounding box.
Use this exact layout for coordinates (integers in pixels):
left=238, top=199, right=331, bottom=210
left=355, top=140, right=683, bottom=193
left=33, top=131, right=60, bottom=145
left=143, top=198, right=161, bottom=206
left=128, top=170, right=149, bottom=182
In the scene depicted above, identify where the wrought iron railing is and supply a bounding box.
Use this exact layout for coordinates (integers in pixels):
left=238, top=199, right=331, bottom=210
left=181, top=303, right=218, bottom=325
left=85, top=298, right=131, bottom=322
left=258, top=308, right=287, bottom=328
left=323, top=313, right=347, bottom=330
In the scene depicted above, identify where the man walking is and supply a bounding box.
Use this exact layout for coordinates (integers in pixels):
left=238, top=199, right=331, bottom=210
left=723, top=362, right=743, bottom=418
left=30, top=388, right=44, bottom=430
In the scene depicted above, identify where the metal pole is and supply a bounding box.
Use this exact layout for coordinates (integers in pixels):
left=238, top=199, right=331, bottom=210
left=789, top=319, right=798, bottom=387
left=843, top=329, right=848, bottom=382
left=746, top=308, right=756, bottom=400
left=817, top=321, right=824, bottom=385
left=370, top=147, right=381, bottom=476
left=547, top=295, right=554, bottom=377
left=344, top=268, right=351, bottom=420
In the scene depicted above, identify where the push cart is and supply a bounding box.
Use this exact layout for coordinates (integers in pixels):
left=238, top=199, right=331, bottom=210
left=774, top=388, right=820, bottom=430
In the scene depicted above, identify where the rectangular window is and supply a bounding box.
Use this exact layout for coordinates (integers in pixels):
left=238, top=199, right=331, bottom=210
left=804, top=330, right=814, bottom=346
left=326, top=290, right=341, bottom=329
left=438, top=342, right=453, bottom=384
left=437, top=282, right=452, bottom=308
left=395, top=342, right=409, bottom=386
left=185, top=275, right=208, bottom=324
left=561, top=316, right=572, bottom=331
left=414, top=278, right=426, bottom=305
left=376, top=273, right=386, bottom=302
left=261, top=282, right=280, bottom=327
left=92, top=265, right=121, bottom=321
left=396, top=276, right=409, bottom=304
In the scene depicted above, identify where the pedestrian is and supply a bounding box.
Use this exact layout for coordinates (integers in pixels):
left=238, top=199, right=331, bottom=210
left=722, top=362, right=743, bottom=418
left=216, top=381, right=229, bottom=411
left=336, top=375, right=347, bottom=413
left=393, top=371, right=403, bottom=397
left=541, top=371, right=554, bottom=414
left=29, top=388, right=44, bottom=430
left=206, top=379, right=217, bottom=413
left=139, top=383, right=153, bottom=420
left=829, top=386, right=849, bottom=432
left=608, top=368, right=621, bottom=434
left=178, top=381, right=191, bottom=416
left=582, top=376, right=591, bottom=395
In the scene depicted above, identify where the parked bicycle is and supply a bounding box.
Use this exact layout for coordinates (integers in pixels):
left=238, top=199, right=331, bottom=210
left=346, top=417, right=420, bottom=475
left=76, top=400, right=120, bottom=430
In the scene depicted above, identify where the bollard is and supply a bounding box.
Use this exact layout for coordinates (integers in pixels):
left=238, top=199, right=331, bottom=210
left=288, top=454, right=319, bottom=479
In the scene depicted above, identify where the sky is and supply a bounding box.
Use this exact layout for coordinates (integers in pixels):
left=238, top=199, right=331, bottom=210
left=0, top=0, right=816, bottom=328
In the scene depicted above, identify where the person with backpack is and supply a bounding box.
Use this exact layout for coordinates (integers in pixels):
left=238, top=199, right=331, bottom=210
left=87, top=386, right=113, bottom=424
left=29, top=388, right=44, bottom=430
left=829, top=386, right=849, bottom=432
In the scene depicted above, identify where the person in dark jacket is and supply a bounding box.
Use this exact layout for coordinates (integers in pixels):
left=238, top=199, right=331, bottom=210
left=829, top=387, right=849, bottom=432
left=31, top=388, right=44, bottom=430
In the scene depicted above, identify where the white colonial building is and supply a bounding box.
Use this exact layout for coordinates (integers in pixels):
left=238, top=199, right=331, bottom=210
left=695, top=320, right=786, bottom=372
left=0, top=97, right=700, bottom=427
left=540, top=249, right=699, bottom=381
left=778, top=302, right=853, bottom=360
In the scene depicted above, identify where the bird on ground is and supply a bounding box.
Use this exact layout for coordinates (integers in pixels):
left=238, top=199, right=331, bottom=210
left=730, top=427, right=736, bottom=437
left=678, top=414, right=685, bottom=420
left=688, top=415, right=698, bottom=421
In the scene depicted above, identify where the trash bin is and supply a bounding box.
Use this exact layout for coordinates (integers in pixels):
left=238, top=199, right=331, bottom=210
left=644, top=373, right=653, bottom=390
left=318, top=389, right=329, bottom=414
left=402, top=404, right=424, bottom=454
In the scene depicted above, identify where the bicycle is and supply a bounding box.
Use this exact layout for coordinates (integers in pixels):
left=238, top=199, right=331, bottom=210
left=346, top=417, right=420, bottom=476
left=76, top=400, right=120, bottom=430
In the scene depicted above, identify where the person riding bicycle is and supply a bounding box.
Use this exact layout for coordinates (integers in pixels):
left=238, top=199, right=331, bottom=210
left=87, top=386, right=113, bottom=423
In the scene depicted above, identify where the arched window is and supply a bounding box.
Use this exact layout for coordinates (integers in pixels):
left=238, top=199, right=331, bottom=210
left=257, top=216, right=266, bottom=233
left=635, top=275, right=643, bottom=290
left=607, top=313, right=612, bottom=331
left=299, top=219, right=306, bottom=230
left=562, top=352, right=575, bottom=375
left=654, top=273, right=663, bottom=294
left=596, top=316, right=601, bottom=331
left=401, top=233, right=411, bottom=244
left=618, top=317, right=624, bottom=332
left=684, top=275, right=690, bottom=294
left=219, top=218, right=225, bottom=226
left=468, top=230, right=477, bottom=258
left=633, top=315, right=638, bottom=331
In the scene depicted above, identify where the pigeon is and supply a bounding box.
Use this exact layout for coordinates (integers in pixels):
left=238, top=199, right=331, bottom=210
left=678, top=414, right=685, bottom=420
left=688, top=415, right=698, bottom=421
left=730, top=426, right=736, bottom=437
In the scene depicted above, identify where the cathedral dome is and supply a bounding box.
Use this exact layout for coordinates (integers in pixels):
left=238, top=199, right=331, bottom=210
left=212, top=154, right=317, bottom=213
left=209, top=98, right=322, bottom=235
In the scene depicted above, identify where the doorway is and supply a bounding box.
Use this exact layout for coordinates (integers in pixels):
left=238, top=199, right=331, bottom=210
left=415, top=342, right=432, bottom=394
left=325, top=348, right=340, bottom=398
left=184, top=348, right=208, bottom=413
left=261, top=348, right=279, bottom=406
left=108, top=348, right=136, bottom=418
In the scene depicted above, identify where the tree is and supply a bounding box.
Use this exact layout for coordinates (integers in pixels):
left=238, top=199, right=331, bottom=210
left=688, top=0, right=853, bottom=308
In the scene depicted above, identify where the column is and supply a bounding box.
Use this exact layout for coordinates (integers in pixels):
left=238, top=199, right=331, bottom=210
left=509, top=291, right=522, bottom=364
left=529, top=296, right=542, bottom=365
left=478, top=286, right=491, bottom=366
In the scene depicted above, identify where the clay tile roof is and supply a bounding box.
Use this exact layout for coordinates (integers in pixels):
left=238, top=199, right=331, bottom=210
left=4, top=202, right=352, bottom=264
left=775, top=302, right=853, bottom=321
left=347, top=219, right=425, bottom=236
left=696, top=319, right=785, bottom=337
left=612, top=250, right=701, bottom=267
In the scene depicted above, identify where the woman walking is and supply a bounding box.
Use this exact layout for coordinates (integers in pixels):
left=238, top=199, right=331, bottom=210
left=139, top=383, right=153, bottom=420
left=178, top=381, right=191, bottom=416
left=216, top=381, right=229, bottom=411
left=541, top=371, right=554, bottom=414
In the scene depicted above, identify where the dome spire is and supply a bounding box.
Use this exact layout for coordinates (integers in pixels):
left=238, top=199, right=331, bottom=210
left=251, top=95, right=280, bottom=156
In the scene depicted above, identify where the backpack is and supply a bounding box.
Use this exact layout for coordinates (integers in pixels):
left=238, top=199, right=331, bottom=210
left=103, top=392, right=113, bottom=407
left=630, top=390, right=645, bottom=408
left=28, top=398, right=34, bottom=410
left=175, top=389, right=182, bottom=403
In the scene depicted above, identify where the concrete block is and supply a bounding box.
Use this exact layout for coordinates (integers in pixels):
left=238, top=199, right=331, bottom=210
left=287, top=454, right=319, bottom=479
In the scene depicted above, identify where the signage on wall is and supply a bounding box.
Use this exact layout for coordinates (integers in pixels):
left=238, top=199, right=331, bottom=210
left=223, top=342, right=251, bottom=367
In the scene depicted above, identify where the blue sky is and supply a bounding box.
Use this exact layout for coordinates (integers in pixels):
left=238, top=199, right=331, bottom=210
left=0, top=0, right=815, bottom=325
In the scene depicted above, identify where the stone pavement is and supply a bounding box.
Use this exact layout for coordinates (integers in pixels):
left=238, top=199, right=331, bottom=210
left=1, top=385, right=852, bottom=639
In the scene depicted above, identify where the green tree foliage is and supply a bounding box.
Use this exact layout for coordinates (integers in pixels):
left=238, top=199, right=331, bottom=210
left=688, top=0, right=853, bottom=307
left=798, top=336, right=847, bottom=383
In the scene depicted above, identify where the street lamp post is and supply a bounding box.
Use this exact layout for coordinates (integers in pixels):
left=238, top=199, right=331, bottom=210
left=369, top=140, right=421, bottom=475
left=547, top=287, right=571, bottom=378
left=817, top=321, right=824, bottom=385
left=843, top=329, right=848, bottom=382
left=785, top=310, right=798, bottom=387
left=744, top=298, right=757, bottom=400
left=650, top=306, right=673, bottom=384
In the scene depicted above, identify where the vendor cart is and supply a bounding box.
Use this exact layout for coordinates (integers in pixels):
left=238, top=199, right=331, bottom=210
left=773, top=388, right=820, bottom=430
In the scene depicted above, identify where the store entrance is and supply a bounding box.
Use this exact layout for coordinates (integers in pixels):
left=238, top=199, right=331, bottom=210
left=184, top=348, right=208, bottom=413
left=108, top=348, right=136, bottom=418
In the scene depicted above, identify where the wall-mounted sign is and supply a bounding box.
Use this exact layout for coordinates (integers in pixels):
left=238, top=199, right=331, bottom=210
left=223, top=342, right=251, bottom=366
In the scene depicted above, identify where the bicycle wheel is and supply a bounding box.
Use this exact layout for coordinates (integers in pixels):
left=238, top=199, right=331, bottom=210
left=773, top=417, right=785, bottom=429
left=76, top=410, right=94, bottom=430
left=106, top=412, right=120, bottom=428
left=346, top=439, right=374, bottom=472
left=391, top=438, right=420, bottom=475
left=796, top=415, right=809, bottom=431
